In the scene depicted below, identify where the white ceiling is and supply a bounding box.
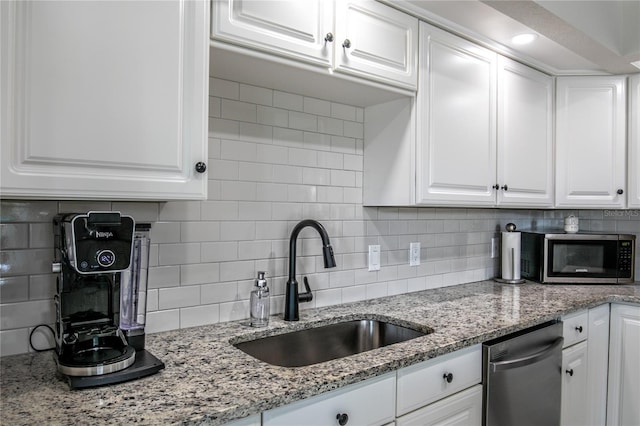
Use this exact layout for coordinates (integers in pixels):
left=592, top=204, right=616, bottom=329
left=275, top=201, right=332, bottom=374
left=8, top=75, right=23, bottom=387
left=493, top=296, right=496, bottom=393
left=390, top=0, right=640, bottom=75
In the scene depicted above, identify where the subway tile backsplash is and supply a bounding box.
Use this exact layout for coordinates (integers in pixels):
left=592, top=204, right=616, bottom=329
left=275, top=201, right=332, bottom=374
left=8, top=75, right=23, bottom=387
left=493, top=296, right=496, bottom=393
left=1, top=78, right=639, bottom=356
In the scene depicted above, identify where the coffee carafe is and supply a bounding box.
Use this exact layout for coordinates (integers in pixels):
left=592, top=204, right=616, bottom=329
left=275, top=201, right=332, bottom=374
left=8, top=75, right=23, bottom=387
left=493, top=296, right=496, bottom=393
left=52, top=211, right=164, bottom=388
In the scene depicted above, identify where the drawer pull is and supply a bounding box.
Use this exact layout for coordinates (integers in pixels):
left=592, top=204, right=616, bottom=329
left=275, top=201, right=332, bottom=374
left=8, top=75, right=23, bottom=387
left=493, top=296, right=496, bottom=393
left=443, top=372, right=454, bottom=383
left=566, top=369, right=574, bottom=376
left=336, top=413, right=349, bottom=425
left=575, top=326, right=583, bottom=333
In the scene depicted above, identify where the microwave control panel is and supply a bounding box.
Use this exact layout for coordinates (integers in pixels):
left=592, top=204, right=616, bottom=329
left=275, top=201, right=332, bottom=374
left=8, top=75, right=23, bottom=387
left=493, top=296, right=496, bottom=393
left=618, top=240, right=634, bottom=277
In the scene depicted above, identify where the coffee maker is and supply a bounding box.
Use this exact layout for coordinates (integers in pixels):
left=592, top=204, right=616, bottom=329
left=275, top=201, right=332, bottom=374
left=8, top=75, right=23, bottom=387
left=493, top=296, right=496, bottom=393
left=52, top=211, right=164, bottom=388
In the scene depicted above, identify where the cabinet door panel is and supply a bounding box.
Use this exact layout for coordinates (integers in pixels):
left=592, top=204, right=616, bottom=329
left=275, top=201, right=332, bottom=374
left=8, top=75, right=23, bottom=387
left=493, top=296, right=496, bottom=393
left=587, top=304, right=610, bottom=426
left=396, top=385, right=482, bottom=426
left=211, top=0, right=333, bottom=67
left=607, top=304, right=640, bottom=426
left=629, top=74, right=640, bottom=208
left=561, top=342, right=588, bottom=426
left=335, top=0, right=418, bottom=90
left=497, top=57, right=553, bottom=207
left=1, top=0, right=208, bottom=200
left=417, top=22, right=496, bottom=206
left=555, top=76, right=626, bottom=208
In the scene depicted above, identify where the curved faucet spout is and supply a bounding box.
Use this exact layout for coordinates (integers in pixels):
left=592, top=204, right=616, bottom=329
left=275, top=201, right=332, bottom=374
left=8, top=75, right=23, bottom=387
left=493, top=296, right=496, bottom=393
left=284, top=220, right=336, bottom=321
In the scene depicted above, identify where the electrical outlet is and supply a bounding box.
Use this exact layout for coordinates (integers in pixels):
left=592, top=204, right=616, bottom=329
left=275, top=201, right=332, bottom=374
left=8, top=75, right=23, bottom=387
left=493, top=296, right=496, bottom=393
left=368, top=245, right=380, bottom=271
left=410, top=242, right=420, bottom=266
left=491, top=237, right=499, bottom=258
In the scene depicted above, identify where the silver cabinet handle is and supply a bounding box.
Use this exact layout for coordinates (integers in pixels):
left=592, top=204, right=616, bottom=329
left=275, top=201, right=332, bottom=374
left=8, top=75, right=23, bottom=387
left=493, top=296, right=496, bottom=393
left=342, top=39, right=351, bottom=48
left=325, top=32, right=334, bottom=43
left=490, top=337, right=564, bottom=372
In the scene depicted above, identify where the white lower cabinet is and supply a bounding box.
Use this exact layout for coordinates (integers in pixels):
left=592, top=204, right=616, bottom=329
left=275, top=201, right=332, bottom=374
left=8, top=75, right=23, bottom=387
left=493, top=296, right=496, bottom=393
left=224, top=414, right=261, bottom=426
left=607, top=304, right=640, bottom=426
left=561, top=341, right=588, bottom=426
left=396, top=385, right=482, bottom=426
left=263, top=372, right=396, bottom=426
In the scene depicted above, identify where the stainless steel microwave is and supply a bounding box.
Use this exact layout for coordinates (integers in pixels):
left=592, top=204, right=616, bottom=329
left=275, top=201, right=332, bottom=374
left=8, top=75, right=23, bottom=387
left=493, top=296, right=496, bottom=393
left=520, top=231, right=636, bottom=284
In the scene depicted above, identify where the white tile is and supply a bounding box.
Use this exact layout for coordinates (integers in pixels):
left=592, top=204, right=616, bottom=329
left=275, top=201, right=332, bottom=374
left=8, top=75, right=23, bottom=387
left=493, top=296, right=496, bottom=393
left=201, top=201, right=239, bottom=221
left=331, top=204, right=356, bottom=220
left=111, top=202, right=159, bottom=222
left=211, top=78, right=239, bottom=99
left=220, top=260, right=256, bottom=281
left=366, top=281, right=388, bottom=299
left=159, top=285, right=200, bottom=309
left=314, top=288, right=342, bottom=308
left=331, top=136, right=356, bottom=154
left=147, top=289, right=159, bottom=311
left=158, top=243, right=201, bottom=265
left=344, top=121, right=364, bottom=138
left=208, top=137, right=221, bottom=159
left=181, top=222, right=221, bottom=243
left=1, top=249, right=51, bottom=276
left=209, top=96, right=221, bottom=117
left=289, top=148, right=317, bottom=167
left=219, top=300, right=250, bottom=322
left=329, top=270, right=355, bottom=288
left=388, top=279, right=408, bottom=295
left=29, top=274, right=56, bottom=300
left=302, top=203, right=331, bottom=219
left=180, top=304, right=220, bottom=328
left=238, top=202, right=272, bottom=220
left=303, top=168, right=331, bottom=186
left=256, top=183, right=288, bottom=202
left=356, top=107, right=364, bottom=122
left=146, top=309, right=180, bottom=333
left=317, top=151, right=344, bottom=169
left=181, top=263, right=220, bottom=285
left=202, top=241, right=239, bottom=262
left=304, top=97, right=331, bottom=116
left=0, top=329, right=29, bottom=357
left=342, top=285, right=366, bottom=303
left=255, top=221, right=289, bottom=240
left=239, top=162, right=273, bottom=182
left=257, top=105, right=288, bottom=127
left=288, top=185, right=317, bottom=202
left=221, top=181, right=257, bottom=201
left=257, top=144, right=289, bottom=165
left=0, top=300, right=54, bottom=329
left=0, top=224, right=28, bottom=249
left=331, top=103, right=357, bottom=121
left=272, top=202, right=303, bottom=220
left=58, top=201, right=111, bottom=214
left=274, top=127, right=304, bottom=148
left=343, top=154, right=363, bottom=172
left=221, top=139, right=258, bottom=162
left=151, top=222, right=181, bottom=244
left=238, top=241, right=273, bottom=260
left=289, top=111, right=317, bottom=131
left=317, top=187, right=343, bottom=203
left=318, top=117, right=343, bottom=136
left=344, top=187, right=363, bottom=204
left=272, top=165, right=303, bottom=184
left=148, top=266, right=180, bottom=289
left=239, top=123, right=273, bottom=146
left=274, top=90, right=303, bottom=111
left=159, top=201, right=201, bottom=221
left=304, top=132, right=331, bottom=151
left=221, top=99, right=257, bottom=122
left=1, top=200, right=57, bottom=222
left=240, top=84, right=272, bottom=106
left=209, top=117, right=239, bottom=140
left=201, top=281, right=239, bottom=304
left=0, top=276, right=28, bottom=303
left=220, top=221, right=256, bottom=240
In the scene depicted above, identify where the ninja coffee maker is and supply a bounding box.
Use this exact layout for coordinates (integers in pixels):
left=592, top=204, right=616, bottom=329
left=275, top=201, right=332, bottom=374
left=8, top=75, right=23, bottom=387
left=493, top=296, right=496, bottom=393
left=53, top=211, right=164, bottom=388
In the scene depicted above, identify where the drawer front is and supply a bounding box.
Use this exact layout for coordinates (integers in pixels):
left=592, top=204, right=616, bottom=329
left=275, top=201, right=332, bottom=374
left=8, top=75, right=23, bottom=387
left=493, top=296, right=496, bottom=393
left=396, top=384, right=483, bottom=426
left=396, top=345, right=482, bottom=416
left=263, top=373, right=396, bottom=426
left=562, top=310, right=588, bottom=348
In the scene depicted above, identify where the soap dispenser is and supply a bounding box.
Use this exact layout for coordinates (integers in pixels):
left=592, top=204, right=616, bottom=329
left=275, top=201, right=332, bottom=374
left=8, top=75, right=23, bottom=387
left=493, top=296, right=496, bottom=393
left=250, top=271, right=270, bottom=327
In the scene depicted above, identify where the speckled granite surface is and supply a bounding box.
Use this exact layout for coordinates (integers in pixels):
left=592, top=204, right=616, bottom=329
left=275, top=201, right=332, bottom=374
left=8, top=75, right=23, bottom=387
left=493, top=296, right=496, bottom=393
left=2, top=280, right=639, bottom=425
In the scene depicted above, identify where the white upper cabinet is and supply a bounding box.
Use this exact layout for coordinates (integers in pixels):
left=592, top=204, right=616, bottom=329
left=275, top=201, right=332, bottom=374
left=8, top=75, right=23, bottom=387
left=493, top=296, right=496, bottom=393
left=0, top=0, right=209, bottom=200
left=416, top=22, right=497, bottom=206
left=555, top=76, right=627, bottom=208
left=334, top=0, right=418, bottom=90
left=629, top=74, right=640, bottom=209
left=211, top=0, right=334, bottom=67
left=497, top=56, right=554, bottom=207
left=211, top=0, right=418, bottom=91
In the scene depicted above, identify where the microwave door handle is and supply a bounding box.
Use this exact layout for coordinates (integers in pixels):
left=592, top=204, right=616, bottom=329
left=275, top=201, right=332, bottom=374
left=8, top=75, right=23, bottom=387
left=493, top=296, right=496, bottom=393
left=490, top=337, right=564, bottom=373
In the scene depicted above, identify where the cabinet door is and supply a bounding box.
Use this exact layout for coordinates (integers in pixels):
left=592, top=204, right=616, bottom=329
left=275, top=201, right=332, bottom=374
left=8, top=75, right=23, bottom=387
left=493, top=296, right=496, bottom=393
left=629, top=74, right=640, bottom=208
left=1, top=0, right=208, bottom=200
left=561, top=341, right=588, bottom=426
left=496, top=56, right=554, bottom=207
left=555, top=76, right=627, bottom=208
left=211, top=0, right=333, bottom=67
left=263, top=373, right=396, bottom=426
left=334, top=0, right=418, bottom=90
left=587, top=304, right=610, bottom=426
left=416, top=22, right=497, bottom=206
left=607, top=304, right=640, bottom=426
left=396, top=384, right=482, bottom=426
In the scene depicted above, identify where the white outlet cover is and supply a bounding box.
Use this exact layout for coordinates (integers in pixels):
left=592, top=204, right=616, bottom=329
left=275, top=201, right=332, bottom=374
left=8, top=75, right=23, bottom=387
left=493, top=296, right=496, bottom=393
left=368, top=245, right=380, bottom=271
left=410, top=242, right=420, bottom=266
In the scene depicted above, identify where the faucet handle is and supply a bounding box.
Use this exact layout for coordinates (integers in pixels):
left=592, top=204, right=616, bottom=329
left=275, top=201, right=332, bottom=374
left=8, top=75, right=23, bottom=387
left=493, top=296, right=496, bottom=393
left=299, top=276, right=313, bottom=303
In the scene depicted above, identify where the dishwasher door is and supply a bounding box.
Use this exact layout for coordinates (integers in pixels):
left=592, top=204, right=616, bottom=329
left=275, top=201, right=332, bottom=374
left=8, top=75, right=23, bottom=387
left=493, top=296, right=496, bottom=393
left=483, top=321, right=563, bottom=426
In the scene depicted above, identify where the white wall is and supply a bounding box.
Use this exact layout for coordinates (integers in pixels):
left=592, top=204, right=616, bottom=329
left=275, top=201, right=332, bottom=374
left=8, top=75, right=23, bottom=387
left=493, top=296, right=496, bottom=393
left=1, top=78, right=639, bottom=356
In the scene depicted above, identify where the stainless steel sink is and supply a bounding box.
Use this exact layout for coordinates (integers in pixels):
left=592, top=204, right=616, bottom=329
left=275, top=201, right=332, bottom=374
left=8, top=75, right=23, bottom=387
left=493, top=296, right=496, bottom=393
left=234, top=318, right=431, bottom=367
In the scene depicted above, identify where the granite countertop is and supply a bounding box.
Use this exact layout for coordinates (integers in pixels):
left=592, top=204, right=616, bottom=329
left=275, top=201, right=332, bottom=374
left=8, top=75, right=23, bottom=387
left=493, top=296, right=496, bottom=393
left=2, top=280, right=640, bottom=425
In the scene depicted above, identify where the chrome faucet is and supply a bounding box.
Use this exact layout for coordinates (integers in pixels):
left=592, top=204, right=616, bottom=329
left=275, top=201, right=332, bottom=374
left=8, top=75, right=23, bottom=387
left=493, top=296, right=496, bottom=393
left=284, top=220, right=336, bottom=321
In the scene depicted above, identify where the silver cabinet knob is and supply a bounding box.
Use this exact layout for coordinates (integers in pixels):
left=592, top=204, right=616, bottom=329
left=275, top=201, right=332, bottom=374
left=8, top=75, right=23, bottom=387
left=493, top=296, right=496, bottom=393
left=342, top=39, right=351, bottom=48
left=325, top=32, right=334, bottom=43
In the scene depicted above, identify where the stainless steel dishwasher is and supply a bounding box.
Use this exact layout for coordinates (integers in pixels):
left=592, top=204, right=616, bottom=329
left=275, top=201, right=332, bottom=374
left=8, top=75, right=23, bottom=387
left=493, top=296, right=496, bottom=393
left=483, top=320, right=564, bottom=426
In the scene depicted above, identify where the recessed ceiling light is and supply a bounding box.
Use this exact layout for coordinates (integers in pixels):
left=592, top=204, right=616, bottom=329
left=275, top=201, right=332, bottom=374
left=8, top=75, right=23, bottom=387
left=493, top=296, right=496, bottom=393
left=511, top=33, right=538, bottom=45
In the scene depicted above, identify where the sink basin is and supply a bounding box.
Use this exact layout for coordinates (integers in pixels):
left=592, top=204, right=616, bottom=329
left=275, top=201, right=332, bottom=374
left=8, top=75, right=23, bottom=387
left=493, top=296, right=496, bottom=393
left=234, top=318, right=430, bottom=367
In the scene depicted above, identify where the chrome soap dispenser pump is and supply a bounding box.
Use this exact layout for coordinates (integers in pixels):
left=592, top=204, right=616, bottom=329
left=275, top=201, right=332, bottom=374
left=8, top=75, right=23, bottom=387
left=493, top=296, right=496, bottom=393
left=250, top=271, right=270, bottom=327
